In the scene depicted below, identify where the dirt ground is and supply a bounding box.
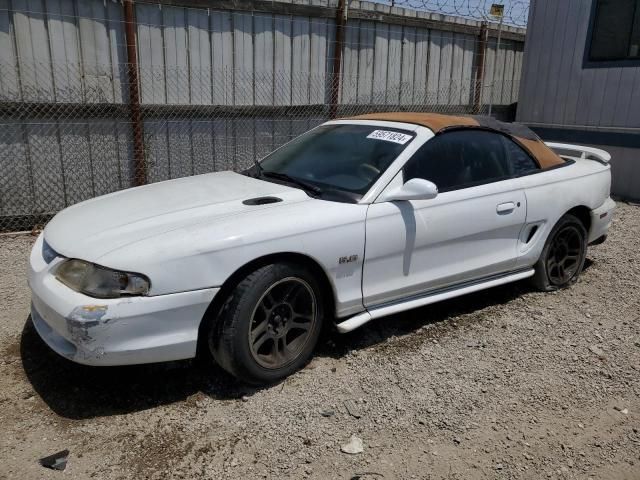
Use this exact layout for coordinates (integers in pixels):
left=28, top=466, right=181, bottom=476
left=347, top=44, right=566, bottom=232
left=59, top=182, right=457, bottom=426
left=1, top=203, right=639, bottom=480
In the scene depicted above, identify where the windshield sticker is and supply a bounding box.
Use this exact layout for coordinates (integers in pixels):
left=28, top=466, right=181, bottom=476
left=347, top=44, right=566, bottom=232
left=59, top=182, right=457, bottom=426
left=366, top=130, right=412, bottom=144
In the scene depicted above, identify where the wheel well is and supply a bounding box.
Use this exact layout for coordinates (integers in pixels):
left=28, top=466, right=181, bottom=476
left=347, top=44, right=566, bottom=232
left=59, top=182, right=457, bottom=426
left=566, top=205, right=591, bottom=234
left=196, top=252, right=337, bottom=358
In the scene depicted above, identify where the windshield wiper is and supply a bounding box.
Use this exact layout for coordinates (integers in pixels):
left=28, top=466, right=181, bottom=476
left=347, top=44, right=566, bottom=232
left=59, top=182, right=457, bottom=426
left=261, top=171, right=322, bottom=196
left=253, top=156, right=264, bottom=177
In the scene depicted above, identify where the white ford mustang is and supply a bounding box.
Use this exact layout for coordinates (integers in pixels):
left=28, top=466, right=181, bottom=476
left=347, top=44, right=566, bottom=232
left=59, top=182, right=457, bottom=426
left=28, top=112, right=615, bottom=384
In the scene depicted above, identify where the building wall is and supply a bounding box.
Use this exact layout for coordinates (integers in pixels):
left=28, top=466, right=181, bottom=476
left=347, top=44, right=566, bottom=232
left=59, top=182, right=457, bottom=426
left=517, top=0, right=640, bottom=199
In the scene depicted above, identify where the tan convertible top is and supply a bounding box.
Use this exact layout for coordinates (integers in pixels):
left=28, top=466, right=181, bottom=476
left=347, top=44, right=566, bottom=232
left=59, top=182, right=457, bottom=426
left=346, top=112, right=564, bottom=169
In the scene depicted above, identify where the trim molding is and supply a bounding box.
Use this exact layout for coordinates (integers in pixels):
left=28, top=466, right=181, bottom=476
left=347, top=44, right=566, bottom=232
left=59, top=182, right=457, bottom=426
left=336, top=268, right=534, bottom=333
left=530, top=125, right=640, bottom=149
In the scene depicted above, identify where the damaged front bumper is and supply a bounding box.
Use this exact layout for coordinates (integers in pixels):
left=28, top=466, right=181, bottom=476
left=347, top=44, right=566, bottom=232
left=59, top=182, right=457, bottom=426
left=28, top=234, right=219, bottom=366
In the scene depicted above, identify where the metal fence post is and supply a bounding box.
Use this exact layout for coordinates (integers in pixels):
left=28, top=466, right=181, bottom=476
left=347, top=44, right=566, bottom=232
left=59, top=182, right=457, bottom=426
left=488, top=14, right=504, bottom=116
left=473, top=22, right=488, bottom=114
left=123, top=0, right=146, bottom=186
left=329, top=0, right=346, bottom=119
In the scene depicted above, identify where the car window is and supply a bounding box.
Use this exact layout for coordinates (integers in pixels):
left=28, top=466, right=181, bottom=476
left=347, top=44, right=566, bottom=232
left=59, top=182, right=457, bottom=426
left=258, top=124, right=415, bottom=197
left=403, top=129, right=511, bottom=192
left=501, top=136, right=540, bottom=176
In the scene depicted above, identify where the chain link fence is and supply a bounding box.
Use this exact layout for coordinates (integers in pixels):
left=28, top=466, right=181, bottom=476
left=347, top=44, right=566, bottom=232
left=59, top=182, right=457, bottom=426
left=0, top=0, right=526, bottom=232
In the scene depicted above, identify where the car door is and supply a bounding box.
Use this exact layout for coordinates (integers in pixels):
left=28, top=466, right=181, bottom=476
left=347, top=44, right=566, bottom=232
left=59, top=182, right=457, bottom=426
left=362, top=129, right=528, bottom=307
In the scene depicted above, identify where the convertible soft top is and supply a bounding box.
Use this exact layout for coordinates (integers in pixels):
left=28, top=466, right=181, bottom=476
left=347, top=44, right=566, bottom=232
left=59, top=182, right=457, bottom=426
left=346, top=112, right=564, bottom=169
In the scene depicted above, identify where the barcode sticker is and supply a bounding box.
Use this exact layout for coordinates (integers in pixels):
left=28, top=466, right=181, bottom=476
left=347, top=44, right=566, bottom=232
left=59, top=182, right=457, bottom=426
left=366, top=130, right=413, bottom=144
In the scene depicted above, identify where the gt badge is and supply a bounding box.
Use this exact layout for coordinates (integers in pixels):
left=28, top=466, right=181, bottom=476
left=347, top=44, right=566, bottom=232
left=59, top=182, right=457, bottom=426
left=339, top=255, right=359, bottom=264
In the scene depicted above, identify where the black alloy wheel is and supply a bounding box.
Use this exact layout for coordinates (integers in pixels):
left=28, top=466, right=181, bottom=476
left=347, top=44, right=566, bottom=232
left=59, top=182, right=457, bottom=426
left=209, top=262, right=324, bottom=385
left=248, top=277, right=317, bottom=369
left=545, top=224, right=584, bottom=286
left=532, top=213, right=587, bottom=291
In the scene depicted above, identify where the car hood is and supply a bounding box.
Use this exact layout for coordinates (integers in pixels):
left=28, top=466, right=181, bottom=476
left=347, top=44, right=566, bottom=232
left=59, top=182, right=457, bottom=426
left=44, top=171, right=311, bottom=261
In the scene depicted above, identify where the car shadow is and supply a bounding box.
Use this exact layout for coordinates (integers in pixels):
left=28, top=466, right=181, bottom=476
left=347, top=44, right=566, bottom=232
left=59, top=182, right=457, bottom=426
left=325, top=256, right=596, bottom=358
left=18, top=276, right=542, bottom=420
left=19, top=318, right=246, bottom=420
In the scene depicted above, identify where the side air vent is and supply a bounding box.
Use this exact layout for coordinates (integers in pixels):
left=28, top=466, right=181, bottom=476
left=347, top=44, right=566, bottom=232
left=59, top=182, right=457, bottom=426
left=526, top=225, right=538, bottom=243
left=242, top=196, right=282, bottom=206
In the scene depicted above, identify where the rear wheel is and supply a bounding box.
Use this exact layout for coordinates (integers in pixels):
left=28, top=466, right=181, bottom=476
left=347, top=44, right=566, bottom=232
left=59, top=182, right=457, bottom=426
left=209, top=263, right=324, bottom=384
left=531, top=214, right=587, bottom=291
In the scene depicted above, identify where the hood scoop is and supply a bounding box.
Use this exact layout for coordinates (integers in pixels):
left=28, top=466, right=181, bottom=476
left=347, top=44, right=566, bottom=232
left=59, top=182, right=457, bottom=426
left=242, top=196, right=283, bottom=206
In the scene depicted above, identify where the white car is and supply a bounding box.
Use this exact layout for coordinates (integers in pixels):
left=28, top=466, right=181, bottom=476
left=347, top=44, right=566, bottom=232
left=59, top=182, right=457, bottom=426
left=28, top=113, right=615, bottom=384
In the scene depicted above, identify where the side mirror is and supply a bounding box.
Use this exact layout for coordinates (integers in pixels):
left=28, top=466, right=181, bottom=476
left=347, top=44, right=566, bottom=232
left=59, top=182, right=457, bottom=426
left=380, top=178, right=438, bottom=202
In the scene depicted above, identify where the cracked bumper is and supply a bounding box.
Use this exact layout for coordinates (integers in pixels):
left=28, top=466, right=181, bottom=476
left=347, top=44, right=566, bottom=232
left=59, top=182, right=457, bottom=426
left=28, top=235, right=219, bottom=366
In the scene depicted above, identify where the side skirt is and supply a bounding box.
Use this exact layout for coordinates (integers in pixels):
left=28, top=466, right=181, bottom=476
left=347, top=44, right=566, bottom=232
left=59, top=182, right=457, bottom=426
left=336, top=268, right=535, bottom=333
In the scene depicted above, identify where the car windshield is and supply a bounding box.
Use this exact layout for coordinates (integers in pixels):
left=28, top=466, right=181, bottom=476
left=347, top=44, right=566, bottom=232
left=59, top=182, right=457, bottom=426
left=253, top=124, right=415, bottom=201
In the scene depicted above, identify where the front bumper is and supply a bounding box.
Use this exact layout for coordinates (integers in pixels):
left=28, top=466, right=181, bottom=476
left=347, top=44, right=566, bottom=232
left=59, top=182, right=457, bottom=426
left=28, top=234, right=219, bottom=366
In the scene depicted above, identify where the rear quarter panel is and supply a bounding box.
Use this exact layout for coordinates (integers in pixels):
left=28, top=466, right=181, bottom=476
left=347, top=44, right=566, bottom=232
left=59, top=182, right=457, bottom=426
left=516, top=159, right=611, bottom=268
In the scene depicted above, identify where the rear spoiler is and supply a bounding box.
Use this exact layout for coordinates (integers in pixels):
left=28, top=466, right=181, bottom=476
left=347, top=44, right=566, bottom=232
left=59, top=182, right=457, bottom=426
left=544, top=142, right=611, bottom=164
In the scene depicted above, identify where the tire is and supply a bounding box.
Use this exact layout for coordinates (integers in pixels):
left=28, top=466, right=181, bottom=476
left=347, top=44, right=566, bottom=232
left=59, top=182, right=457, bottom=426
left=531, top=213, right=588, bottom=292
left=209, top=262, right=324, bottom=385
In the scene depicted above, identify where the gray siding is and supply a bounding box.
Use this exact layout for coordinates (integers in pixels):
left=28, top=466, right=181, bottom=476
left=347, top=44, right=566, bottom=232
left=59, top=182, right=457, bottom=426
left=518, top=0, right=640, bottom=200
left=517, top=0, right=640, bottom=128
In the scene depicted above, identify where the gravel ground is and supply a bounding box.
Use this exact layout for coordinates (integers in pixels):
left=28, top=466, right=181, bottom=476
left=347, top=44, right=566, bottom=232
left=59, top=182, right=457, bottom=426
left=1, top=203, right=639, bottom=480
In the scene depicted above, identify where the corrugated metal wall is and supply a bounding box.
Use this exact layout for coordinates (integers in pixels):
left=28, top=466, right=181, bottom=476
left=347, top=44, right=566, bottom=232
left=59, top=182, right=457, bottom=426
left=1, top=0, right=127, bottom=102
left=0, top=0, right=526, bottom=229
left=135, top=7, right=334, bottom=106
left=0, top=0, right=131, bottom=220
left=131, top=4, right=523, bottom=109
left=339, top=20, right=523, bottom=106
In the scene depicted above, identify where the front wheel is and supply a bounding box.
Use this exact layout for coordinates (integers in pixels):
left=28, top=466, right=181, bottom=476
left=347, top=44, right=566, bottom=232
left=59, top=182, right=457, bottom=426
left=531, top=213, right=588, bottom=291
left=209, top=262, right=324, bottom=385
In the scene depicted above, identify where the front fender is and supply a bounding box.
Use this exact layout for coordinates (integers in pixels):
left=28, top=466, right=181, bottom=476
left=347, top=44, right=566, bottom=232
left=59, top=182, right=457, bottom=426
left=98, top=199, right=369, bottom=318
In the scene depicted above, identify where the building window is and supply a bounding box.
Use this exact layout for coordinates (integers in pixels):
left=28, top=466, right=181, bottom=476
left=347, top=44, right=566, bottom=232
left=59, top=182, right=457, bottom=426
left=589, top=0, right=640, bottom=61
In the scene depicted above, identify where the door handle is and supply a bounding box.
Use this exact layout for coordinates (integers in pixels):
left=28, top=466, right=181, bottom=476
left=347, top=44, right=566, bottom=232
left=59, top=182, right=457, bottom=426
left=496, top=202, right=516, bottom=214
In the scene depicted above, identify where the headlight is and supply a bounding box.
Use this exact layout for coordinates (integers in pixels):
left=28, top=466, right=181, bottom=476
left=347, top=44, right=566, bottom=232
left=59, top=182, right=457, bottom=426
left=55, top=259, right=150, bottom=298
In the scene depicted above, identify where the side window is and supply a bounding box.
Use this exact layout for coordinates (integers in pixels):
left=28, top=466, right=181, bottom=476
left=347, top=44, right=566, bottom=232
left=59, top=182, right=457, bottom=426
left=501, top=136, right=539, bottom=176
left=403, top=130, right=510, bottom=192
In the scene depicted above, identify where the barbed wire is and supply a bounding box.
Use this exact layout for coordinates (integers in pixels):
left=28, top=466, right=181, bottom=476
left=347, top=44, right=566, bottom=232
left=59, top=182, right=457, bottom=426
left=385, top=0, right=530, bottom=27
left=1, top=1, right=530, bottom=29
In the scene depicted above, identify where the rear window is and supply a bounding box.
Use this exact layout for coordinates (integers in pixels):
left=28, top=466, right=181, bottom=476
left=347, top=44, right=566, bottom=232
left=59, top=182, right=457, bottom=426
left=501, top=136, right=540, bottom=176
